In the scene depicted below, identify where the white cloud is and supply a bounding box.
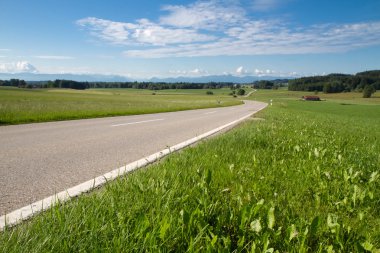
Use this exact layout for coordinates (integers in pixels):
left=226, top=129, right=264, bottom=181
left=254, top=68, right=276, bottom=76
left=77, top=17, right=133, bottom=44
left=189, top=68, right=208, bottom=75
left=236, top=66, right=249, bottom=75
left=252, top=69, right=301, bottom=77
left=77, top=17, right=214, bottom=46
left=123, top=21, right=380, bottom=58
left=160, top=1, right=246, bottom=29
left=169, top=68, right=209, bottom=76
left=0, top=61, right=38, bottom=73
left=77, top=1, right=380, bottom=58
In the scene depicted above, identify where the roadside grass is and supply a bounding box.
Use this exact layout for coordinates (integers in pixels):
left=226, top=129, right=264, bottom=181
left=1, top=91, right=379, bottom=252
left=0, top=87, right=241, bottom=125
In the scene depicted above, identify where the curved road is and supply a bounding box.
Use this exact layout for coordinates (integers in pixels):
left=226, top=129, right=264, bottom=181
left=0, top=100, right=266, bottom=215
left=244, top=89, right=257, bottom=97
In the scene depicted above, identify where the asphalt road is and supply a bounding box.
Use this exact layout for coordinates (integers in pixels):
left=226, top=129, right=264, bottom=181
left=0, top=100, right=267, bottom=215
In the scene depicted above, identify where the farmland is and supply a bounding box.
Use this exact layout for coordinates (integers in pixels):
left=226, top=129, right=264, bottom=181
left=250, top=88, right=380, bottom=105
left=1, top=90, right=379, bottom=252
left=0, top=87, right=242, bottom=125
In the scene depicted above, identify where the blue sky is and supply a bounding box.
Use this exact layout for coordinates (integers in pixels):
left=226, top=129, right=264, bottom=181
left=0, top=0, right=379, bottom=79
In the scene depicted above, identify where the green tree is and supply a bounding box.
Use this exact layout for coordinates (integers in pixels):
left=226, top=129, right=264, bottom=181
left=19, top=80, right=27, bottom=88
left=363, top=85, right=376, bottom=98
left=323, top=83, right=332, bottom=93
left=237, top=89, right=245, bottom=96
left=359, top=78, right=368, bottom=89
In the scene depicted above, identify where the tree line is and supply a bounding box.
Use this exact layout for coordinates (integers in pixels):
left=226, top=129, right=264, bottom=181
left=252, top=79, right=289, bottom=89
left=0, top=79, right=236, bottom=90
left=0, top=79, right=28, bottom=88
left=288, top=70, right=380, bottom=93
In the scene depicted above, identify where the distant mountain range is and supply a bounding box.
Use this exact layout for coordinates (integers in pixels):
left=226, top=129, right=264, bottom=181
left=0, top=72, right=295, bottom=83
left=0, top=72, right=132, bottom=82
left=149, top=75, right=291, bottom=83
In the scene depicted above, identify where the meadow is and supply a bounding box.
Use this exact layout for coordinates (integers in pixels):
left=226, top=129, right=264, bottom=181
left=250, top=88, right=380, bottom=105
left=0, top=87, right=241, bottom=125
left=0, top=90, right=379, bottom=252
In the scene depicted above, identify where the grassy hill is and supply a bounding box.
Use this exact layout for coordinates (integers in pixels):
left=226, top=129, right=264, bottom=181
left=288, top=70, right=380, bottom=93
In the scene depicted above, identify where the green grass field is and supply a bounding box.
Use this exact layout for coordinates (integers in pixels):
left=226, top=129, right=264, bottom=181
left=250, top=88, right=380, bottom=105
left=1, top=90, right=379, bottom=252
left=0, top=87, right=242, bottom=125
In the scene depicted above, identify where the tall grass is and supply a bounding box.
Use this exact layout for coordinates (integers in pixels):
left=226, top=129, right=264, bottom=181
left=1, top=93, right=379, bottom=252
left=0, top=87, right=241, bottom=125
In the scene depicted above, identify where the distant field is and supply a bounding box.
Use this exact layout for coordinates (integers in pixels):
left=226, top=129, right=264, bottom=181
left=0, top=87, right=242, bottom=125
left=1, top=90, right=379, bottom=252
left=250, top=88, right=380, bottom=105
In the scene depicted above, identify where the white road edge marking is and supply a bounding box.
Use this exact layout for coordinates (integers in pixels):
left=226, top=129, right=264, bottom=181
left=204, top=111, right=216, bottom=115
left=0, top=102, right=267, bottom=230
left=112, top=118, right=164, bottom=127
